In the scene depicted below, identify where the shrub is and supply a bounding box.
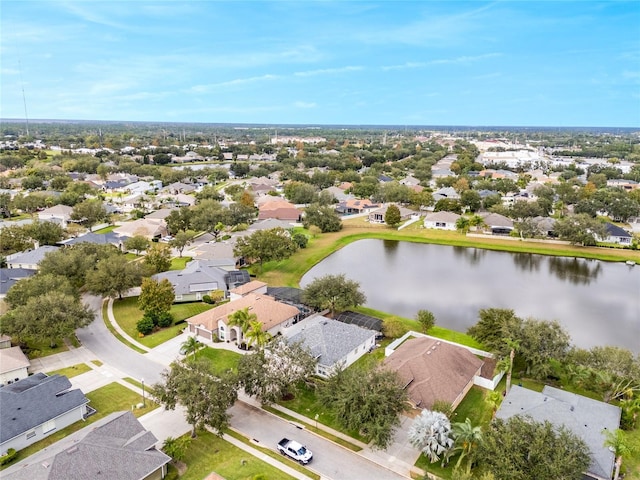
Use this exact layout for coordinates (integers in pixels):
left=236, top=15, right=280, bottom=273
left=292, top=232, right=308, bottom=248
left=0, top=448, right=17, bottom=466
left=137, top=316, right=155, bottom=335
left=157, top=312, right=174, bottom=328
left=209, top=290, right=225, bottom=303
left=382, top=316, right=408, bottom=339
left=431, top=400, right=454, bottom=418
left=202, top=294, right=213, bottom=304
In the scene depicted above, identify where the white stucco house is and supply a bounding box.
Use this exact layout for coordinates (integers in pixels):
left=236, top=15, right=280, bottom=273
left=423, top=211, right=461, bottom=230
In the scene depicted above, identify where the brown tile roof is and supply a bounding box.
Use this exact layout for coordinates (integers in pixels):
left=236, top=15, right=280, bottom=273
left=186, top=293, right=299, bottom=332
left=230, top=280, right=267, bottom=296
left=383, top=337, right=483, bottom=409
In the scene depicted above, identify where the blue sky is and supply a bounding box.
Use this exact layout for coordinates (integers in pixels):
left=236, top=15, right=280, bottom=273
left=1, top=1, right=639, bottom=127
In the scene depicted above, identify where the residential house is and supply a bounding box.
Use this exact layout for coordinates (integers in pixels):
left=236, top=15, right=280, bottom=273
left=59, top=232, right=128, bottom=250
left=606, top=179, right=639, bottom=191
left=113, top=218, right=168, bottom=241
left=383, top=336, right=484, bottom=410
left=399, top=175, right=421, bottom=187
left=599, top=223, right=633, bottom=245
left=2, top=411, right=171, bottom=480
left=162, top=182, right=197, bottom=195
left=321, top=186, right=352, bottom=202
left=229, top=280, right=268, bottom=301
left=258, top=199, right=301, bottom=221
left=152, top=259, right=250, bottom=303
left=496, top=385, right=621, bottom=480
left=432, top=187, right=460, bottom=202
left=0, top=374, right=88, bottom=455
left=186, top=292, right=299, bottom=344
left=335, top=198, right=379, bottom=215
left=0, top=346, right=30, bottom=386
left=423, top=211, right=461, bottom=231
left=282, top=315, right=377, bottom=378
left=0, top=268, right=37, bottom=298
left=531, top=216, right=556, bottom=237
left=121, top=180, right=162, bottom=195
left=480, top=212, right=514, bottom=235
left=5, top=246, right=59, bottom=270
left=37, top=205, right=74, bottom=228
left=368, top=204, right=416, bottom=224
left=247, top=218, right=296, bottom=232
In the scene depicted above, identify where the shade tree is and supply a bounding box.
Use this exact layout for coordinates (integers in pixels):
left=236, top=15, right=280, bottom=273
left=302, top=273, right=366, bottom=317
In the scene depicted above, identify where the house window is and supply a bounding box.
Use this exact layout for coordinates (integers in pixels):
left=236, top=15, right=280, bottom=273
left=436, top=222, right=445, bottom=227
left=42, top=419, right=56, bottom=433
left=26, top=431, right=36, bottom=439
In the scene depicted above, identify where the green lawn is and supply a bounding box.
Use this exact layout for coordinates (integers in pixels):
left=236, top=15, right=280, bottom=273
left=102, top=300, right=147, bottom=353
left=94, top=225, right=117, bottom=233
left=47, top=363, right=92, bottom=378
left=169, top=256, right=192, bottom=270
left=0, top=382, right=157, bottom=470
left=198, top=347, right=243, bottom=376
left=19, top=337, right=69, bottom=359
left=176, top=430, right=297, bottom=480
left=111, top=297, right=214, bottom=348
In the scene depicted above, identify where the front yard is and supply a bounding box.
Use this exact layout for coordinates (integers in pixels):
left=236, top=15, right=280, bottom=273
left=111, top=297, right=214, bottom=348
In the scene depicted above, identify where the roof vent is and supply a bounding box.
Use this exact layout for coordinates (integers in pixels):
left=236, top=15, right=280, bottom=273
left=427, top=351, right=431, bottom=355
left=570, top=406, right=574, bottom=411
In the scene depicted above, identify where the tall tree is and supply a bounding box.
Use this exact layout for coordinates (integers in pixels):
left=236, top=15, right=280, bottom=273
left=124, top=235, right=150, bottom=255
left=416, top=309, right=436, bottom=334
left=408, top=410, right=455, bottom=465
left=180, top=336, right=202, bottom=361
left=39, top=243, right=117, bottom=288
left=25, top=220, right=66, bottom=245
left=302, top=203, right=342, bottom=232
left=477, top=416, right=590, bottom=480
left=170, top=230, right=196, bottom=257
left=233, top=228, right=298, bottom=266
left=71, top=198, right=107, bottom=231
left=85, top=255, right=145, bottom=299
left=302, top=274, right=366, bottom=317
left=138, top=278, right=175, bottom=321
left=152, top=359, right=237, bottom=438
left=467, top=308, right=522, bottom=356
left=318, top=364, right=407, bottom=449
left=497, top=338, right=520, bottom=394
left=243, top=320, right=272, bottom=349
left=4, top=273, right=76, bottom=309
left=385, top=204, right=402, bottom=227
left=0, top=291, right=94, bottom=347
left=554, top=213, right=608, bottom=246
left=237, top=339, right=316, bottom=404
left=144, top=243, right=172, bottom=273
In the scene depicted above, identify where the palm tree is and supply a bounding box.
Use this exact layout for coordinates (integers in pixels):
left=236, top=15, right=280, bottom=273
left=452, top=417, right=483, bottom=471
left=486, top=390, right=502, bottom=419
left=603, top=428, right=638, bottom=480
left=498, top=338, right=520, bottom=394
left=180, top=336, right=201, bottom=360
left=227, top=307, right=257, bottom=346
left=408, top=410, right=454, bottom=465
left=243, top=320, right=272, bottom=350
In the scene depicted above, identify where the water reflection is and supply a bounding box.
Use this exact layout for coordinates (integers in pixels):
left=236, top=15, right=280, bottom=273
left=512, top=253, right=543, bottom=273
left=548, top=257, right=602, bottom=286
left=383, top=239, right=399, bottom=258
left=452, top=246, right=487, bottom=265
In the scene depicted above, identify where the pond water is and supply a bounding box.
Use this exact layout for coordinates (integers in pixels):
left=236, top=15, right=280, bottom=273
left=300, top=239, right=640, bottom=353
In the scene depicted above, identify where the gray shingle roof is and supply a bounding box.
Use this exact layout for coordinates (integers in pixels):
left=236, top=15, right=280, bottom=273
left=152, top=259, right=230, bottom=295
left=284, top=316, right=376, bottom=368
left=496, top=385, right=621, bottom=480
left=3, top=411, right=171, bottom=480
left=6, top=246, right=59, bottom=267
left=0, top=268, right=36, bottom=295
left=0, top=374, right=88, bottom=444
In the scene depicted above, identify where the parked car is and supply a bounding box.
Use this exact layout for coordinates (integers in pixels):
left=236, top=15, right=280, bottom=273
left=277, top=438, right=313, bottom=464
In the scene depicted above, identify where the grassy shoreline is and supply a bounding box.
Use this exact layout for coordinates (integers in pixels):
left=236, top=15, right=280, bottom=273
left=258, top=217, right=640, bottom=287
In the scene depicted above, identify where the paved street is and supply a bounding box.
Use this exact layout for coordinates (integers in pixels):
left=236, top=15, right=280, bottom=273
left=23, top=294, right=419, bottom=479
left=229, top=402, right=407, bottom=480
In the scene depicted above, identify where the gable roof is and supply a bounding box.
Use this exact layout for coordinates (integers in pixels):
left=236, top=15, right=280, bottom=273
left=3, top=411, right=171, bottom=480
left=0, top=268, right=37, bottom=295
left=383, top=337, right=483, bottom=409
left=0, top=374, right=88, bottom=445
left=6, top=246, right=59, bottom=267
left=186, top=292, right=299, bottom=332
left=496, top=385, right=621, bottom=480
left=60, top=232, right=127, bottom=247
left=152, top=261, right=230, bottom=296
left=0, top=346, right=30, bottom=375
left=604, top=222, right=632, bottom=238
left=230, top=280, right=267, bottom=296
left=480, top=212, right=514, bottom=228
left=424, top=211, right=461, bottom=223
left=283, top=316, right=376, bottom=367
left=38, top=205, right=74, bottom=218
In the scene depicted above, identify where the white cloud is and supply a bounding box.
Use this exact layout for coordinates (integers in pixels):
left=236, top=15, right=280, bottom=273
left=294, top=101, right=316, bottom=108
left=190, top=74, right=280, bottom=93
left=294, top=66, right=363, bottom=77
